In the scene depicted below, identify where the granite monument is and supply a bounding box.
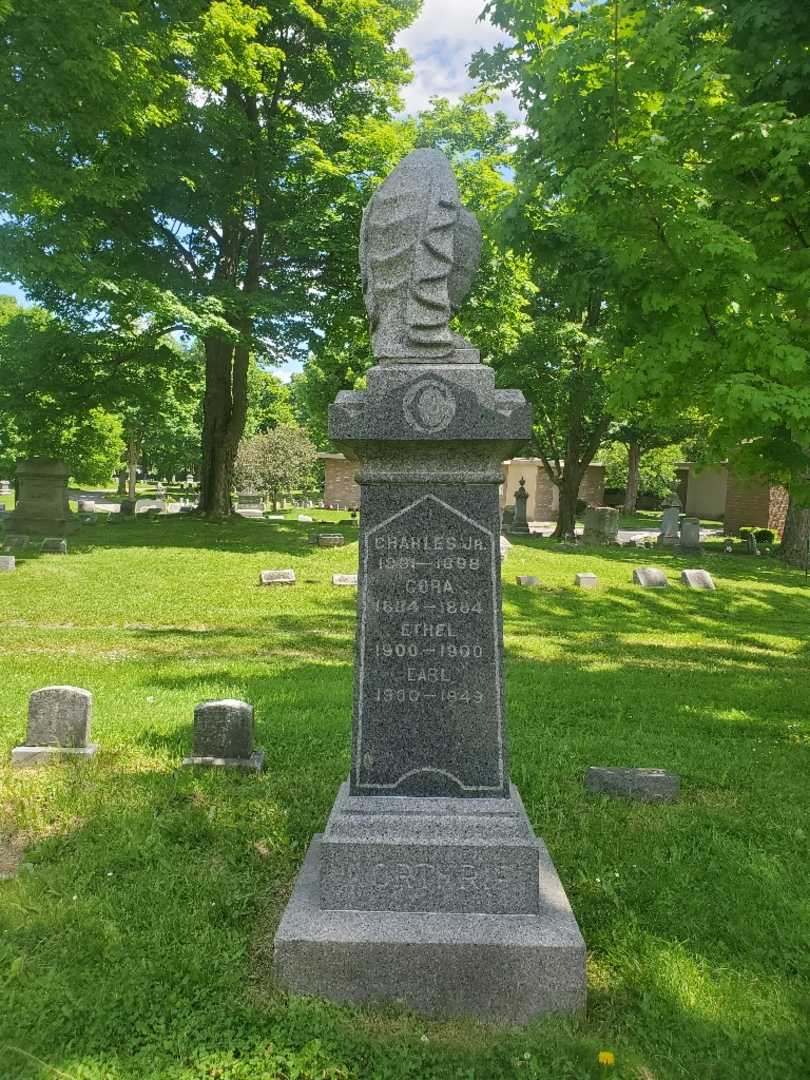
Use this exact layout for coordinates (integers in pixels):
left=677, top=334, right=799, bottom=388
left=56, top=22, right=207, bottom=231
left=273, top=148, right=585, bottom=1023
left=6, top=458, right=78, bottom=537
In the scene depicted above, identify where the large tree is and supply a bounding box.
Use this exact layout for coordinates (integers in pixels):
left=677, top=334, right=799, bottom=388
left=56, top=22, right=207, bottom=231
left=479, top=0, right=810, bottom=551
left=0, top=0, right=418, bottom=518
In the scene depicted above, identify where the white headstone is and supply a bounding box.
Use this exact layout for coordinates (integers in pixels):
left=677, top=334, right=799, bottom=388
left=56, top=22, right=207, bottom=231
left=575, top=572, right=598, bottom=589
left=259, top=569, right=296, bottom=586
left=332, top=573, right=358, bottom=587
left=633, top=567, right=668, bottom=588
left=680, top=569, right=715, bottom=590
left=516, top=575, right=540, bottom=587
left=0, top=555, right=15, bottom=572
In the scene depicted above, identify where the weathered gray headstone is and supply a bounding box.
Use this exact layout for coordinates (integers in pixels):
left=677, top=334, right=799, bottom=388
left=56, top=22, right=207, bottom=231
left=0, top=479, right=10, bottom=494
left=575, top=572, right=598, bottom=589
left=656, top=493, right=681, bottom=547
left=582, top=506, right=619, bottom=545
left=0, top=555, right=15, bottom=572
left=11, top=686, right=98, bottom=767
left=585, top=766, right=679, bottom=803
left=274, top=148, right=585, bottom=1024
left=499, top=534, right=511, bottom=562
left=332, top=573, right=357, bottom=587
left=259, top=569, right=295, bottom=586
left=679, top=516, right=701, bottom=550
left=745, top=533, right=759, bottom=555
left=40, top=537, right=67, bottom=554
left=516, top=574, right=541, bottom=587
left=508, top=477, right=530, bottom=535
left=182, top=699, right=263, bottom=772
left=680, top=568, right=716, bottom=590
left=318, top=534, right=345, bottom=548
left=6, top=458, right=77, bottom=537
left=77, top=499, right=96, bottom=513
left=633, top=566, right=667, bottom=588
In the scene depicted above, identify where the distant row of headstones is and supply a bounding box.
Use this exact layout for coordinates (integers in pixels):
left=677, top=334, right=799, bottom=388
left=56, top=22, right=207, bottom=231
left=9, top=685, right=681, bottom=804
left=515, top=568, right=716, bottom=590
left=258, top=567, right=716, bottom=590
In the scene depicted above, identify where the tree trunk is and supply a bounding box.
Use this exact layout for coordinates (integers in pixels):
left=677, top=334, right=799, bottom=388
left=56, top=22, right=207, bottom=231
left=553, top=461, right=585, bottom=540
left=198, top=329, right=251, bottom=520
left=126, top=439, right=139, bottom=500
left=623, top=441, right=641, bottom=514
left=116, top=470, right=127, bottom=496
left=781, top=494, right=810, bottom=568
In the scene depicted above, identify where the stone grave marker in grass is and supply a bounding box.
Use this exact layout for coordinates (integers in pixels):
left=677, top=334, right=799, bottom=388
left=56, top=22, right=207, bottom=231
left=182, top=700, right=263, bottom=772
left=681, top=569, right=716, bottom=590
left=332, top=573, right=357, bottom=587
left=259, top=569, right=296, bottom=586
left=11, top=686, right=98, bottom=767
left=633, top=566, right=668, bottom=588
left=516, top=574, right=541, bottom=587
left=585, top=766, right=679, bottom=803
left=0, top=555, right=14, bottom=572
left=273, top=147, right=585, bottom=1024
left=575, top=572, right=598, bottom=589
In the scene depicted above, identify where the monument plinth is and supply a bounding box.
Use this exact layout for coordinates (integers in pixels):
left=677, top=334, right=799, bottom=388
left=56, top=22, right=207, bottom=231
left=273, top=149, right=585, bottom=1023
left=7, top=458, right=77, bottom=536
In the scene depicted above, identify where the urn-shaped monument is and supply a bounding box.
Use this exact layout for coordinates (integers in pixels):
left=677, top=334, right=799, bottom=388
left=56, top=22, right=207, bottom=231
left=273, top=149, right=585, bottom=1022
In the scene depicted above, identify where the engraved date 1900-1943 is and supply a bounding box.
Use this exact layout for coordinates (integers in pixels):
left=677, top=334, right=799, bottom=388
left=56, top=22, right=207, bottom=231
left=373, top=688, right=485, bottom=704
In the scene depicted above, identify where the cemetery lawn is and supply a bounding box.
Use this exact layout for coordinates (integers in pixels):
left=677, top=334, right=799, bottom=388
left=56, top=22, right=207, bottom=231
left=1, top=514, right=808, bottom=1080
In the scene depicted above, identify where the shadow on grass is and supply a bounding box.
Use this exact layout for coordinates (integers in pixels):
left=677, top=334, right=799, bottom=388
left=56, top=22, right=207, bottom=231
left=65, top=514, right=360, bottom=557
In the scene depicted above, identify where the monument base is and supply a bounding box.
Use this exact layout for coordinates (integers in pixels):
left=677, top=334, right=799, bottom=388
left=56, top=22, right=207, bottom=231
left=274, top=832, right=585, bottom=1023
left=10, top=743, right=98, bottom=768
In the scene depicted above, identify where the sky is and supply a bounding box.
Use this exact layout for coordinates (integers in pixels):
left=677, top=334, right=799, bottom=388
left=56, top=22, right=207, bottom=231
left=396, top=0, right=516, bottom=118
left=3, top=0, right=511, bottom=383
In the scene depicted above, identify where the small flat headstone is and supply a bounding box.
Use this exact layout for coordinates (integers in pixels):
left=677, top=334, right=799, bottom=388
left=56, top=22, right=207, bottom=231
left=575, top=572, right=598, bottom=589
left=40, top=537, right=68, bottom=554
left=585, top=766, right=679, bottom=803
left=516, top=575, right=540, bottom=587
left=318, top=534, right=345, bottom=548
left=680, top=569, right=716, bottom=590
left=0, top=555, right=15, bottom=572
left=632, top=567, right=667, bottom=588
left=332, top=573, right=358, bottom=587
left=259, top=568, right=295, bottom=585
left=11, top=685, right=98, bottom=767
left=297, top=514, right=313, bottom=522
left=182, top=698, right=263, bottom=771
left=265, top=514, right=285, bottom=520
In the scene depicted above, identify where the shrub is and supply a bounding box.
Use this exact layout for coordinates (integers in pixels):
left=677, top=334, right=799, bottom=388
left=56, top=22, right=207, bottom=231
left=755, top=528, right=777, bottom=545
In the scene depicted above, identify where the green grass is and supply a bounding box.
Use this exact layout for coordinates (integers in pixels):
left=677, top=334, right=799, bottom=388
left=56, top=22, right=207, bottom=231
left=1, top=513, right=808, bottom=1080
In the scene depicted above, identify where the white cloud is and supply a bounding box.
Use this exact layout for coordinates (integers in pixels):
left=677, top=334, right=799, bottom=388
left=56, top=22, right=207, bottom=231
left=396, top=0, right=520, bottom=119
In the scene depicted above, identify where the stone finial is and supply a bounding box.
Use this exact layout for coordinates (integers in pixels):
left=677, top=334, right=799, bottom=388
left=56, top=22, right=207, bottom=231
left=11, top=686, right=97, bottom=767
left=183, top=699, right=263, bottom=771
left=360, top=148, right=482, bottom=364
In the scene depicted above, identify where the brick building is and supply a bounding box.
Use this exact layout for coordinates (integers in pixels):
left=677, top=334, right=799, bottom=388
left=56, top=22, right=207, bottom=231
left=320, top=453, right=605, bottom=521
left=675, top=462, right=789, bottom=536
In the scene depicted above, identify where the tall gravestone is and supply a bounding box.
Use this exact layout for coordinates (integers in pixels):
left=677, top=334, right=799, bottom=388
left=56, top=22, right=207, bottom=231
left=273, top=148, right=585, bottom=1023
left=7, top=458, right=77, bottom=536
left=509, top=477, right=531, bottom=535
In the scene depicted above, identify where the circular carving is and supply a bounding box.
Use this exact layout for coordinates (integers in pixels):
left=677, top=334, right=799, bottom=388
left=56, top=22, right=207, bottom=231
left=403, top=379, right=457, bottom=434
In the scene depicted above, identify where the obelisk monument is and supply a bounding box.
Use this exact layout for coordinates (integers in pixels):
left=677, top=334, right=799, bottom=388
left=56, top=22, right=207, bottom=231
left=273, top=148, right=585, bottom=1022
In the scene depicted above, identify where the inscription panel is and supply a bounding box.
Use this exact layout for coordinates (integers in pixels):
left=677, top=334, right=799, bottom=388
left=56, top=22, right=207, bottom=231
left=353, top=492, right=507, bottom=796
left=320, top=844, right=539, bottom=914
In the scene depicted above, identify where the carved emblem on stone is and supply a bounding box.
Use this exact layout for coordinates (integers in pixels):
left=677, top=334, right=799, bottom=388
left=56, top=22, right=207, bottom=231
left=403, top=378, right=457, bottom=433
left=360, top=148, right=482, bottom=364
